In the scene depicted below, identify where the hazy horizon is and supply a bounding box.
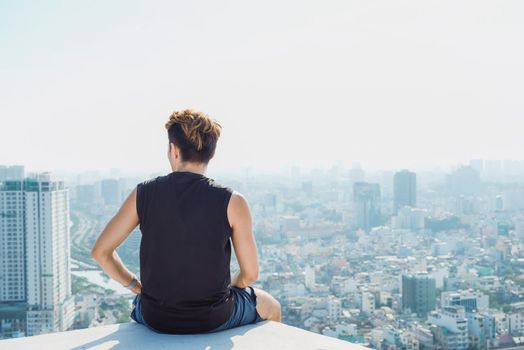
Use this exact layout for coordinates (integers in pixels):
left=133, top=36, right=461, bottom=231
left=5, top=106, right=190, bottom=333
left=1, top=1, right=523, bottom=175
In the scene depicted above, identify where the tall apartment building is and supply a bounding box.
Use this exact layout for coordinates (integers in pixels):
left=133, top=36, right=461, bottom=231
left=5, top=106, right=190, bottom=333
left=402, top=273, right=436, bottom=317
left=393, top=170, right=416, bottom=213
left=353, top=182, right=381, bottom=232
left=0, top=173, right=74, bottom=338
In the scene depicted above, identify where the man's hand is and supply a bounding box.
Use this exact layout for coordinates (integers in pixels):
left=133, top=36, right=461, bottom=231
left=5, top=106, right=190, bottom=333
left=131, top=279, right=142, bottom=294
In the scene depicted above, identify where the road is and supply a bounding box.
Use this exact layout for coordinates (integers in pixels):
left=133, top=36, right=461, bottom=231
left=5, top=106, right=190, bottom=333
left=71, top=209, right=99, bottom=267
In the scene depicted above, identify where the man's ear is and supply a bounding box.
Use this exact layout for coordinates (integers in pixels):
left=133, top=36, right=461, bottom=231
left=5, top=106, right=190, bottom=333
left=170, top=142, right=180, bottom=159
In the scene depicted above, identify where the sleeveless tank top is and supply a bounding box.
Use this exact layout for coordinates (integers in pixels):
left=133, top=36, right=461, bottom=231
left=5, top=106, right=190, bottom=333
left=135, top=170, right=235, bottom=333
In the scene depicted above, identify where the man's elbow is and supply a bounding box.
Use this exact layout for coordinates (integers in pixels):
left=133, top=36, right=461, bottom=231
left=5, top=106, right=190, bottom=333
left=90, top=247, right=101, bottom=262
left=91, top=246, right=110, bottom=264
left=244, top=269, right=259, bottom=284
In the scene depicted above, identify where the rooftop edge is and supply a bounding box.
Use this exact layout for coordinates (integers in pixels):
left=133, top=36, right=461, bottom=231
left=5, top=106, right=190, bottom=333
left=0, top=320, right=368, bottom=350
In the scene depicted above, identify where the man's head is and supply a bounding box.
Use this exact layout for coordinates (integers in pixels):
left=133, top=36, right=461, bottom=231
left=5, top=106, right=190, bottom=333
left=165, top=109, right=221, bottom=170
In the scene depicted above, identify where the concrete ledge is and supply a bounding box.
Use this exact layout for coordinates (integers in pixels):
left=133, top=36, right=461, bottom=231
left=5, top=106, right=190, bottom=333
left=0, top=321, right=368, bottom=350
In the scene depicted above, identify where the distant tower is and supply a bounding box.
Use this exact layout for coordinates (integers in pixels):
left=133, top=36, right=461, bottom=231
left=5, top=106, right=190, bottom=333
left=446, top=166, right=481, bottom=195
left=305, top=264, right=315, bottom=289
left=101, top=178, right=120, bottom=205
left=393, top=170, right=416, bottom=213
left=0, top=173, right=75, bottom=337
left=402, top=273, right=436, bottom=317
left=353, top=182, right=381, bottom=232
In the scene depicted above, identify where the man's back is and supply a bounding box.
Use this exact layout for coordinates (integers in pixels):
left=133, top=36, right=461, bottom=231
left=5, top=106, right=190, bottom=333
left=91, top=109, right=280, bottom=335
left=136, top=170, right=235, bottom=333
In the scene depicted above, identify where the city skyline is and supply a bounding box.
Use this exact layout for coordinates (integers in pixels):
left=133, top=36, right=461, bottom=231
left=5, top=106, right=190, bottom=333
left=3, top=158, right=524, bottom=185
left=2, top=161, right=524, bottom=347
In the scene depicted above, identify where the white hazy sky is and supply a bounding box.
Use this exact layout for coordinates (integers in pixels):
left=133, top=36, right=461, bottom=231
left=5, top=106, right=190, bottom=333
left=1, top=0, right=523, bottom=175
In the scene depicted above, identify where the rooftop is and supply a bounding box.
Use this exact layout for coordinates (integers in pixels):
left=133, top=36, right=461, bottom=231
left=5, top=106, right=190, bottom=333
left=0, top=321, right=368, bottom=350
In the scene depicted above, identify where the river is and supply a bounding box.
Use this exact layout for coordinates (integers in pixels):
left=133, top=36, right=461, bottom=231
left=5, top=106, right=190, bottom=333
left=72, top=270, right=133, bottom=295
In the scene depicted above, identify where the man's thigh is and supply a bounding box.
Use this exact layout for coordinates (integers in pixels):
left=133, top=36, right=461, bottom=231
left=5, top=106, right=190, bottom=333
left=251, top=287, right=279, bottom=320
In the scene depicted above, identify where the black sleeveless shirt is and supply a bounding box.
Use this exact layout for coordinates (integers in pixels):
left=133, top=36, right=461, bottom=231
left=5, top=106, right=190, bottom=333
left=135, top=171, right=235, bottom=334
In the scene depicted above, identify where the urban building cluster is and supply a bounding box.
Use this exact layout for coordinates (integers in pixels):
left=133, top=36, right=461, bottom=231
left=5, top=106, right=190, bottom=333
left=2, top=161, right=524, bottom=350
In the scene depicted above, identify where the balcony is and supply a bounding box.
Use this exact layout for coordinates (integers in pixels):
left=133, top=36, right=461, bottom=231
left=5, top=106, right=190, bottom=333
left=0, top=320, right=368, bottom=349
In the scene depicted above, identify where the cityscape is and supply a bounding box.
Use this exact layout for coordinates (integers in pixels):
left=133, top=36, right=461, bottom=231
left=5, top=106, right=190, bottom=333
left=2, top=160, right=524, bottom=349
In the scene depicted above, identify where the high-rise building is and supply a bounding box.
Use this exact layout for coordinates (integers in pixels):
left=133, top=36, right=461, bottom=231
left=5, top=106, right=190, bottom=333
left=402, top=273, right=436, bottom=317
left=0, top=175, right=27, bottom=339
left=353, top=182, right=381, bottom=232
left=0, top=182, right=26, bottom=302
left=393, top=170, right=416, bottom=213
left=0, top=165, right=25, bottom=181
left=100, top=179, right=120, bottom=205
left=0, top=173, right=74, bottom=338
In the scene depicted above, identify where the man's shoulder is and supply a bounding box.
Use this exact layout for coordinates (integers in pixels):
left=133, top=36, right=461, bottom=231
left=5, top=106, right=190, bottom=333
left=137, top=173, right=169, bottom=190
left=205, top=177, right=234, bottom=194
left=227, top=190, right=244, bottom=200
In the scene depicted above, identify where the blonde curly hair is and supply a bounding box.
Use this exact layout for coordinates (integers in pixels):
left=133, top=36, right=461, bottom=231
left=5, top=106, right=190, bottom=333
left=165, top=109, right=222, bottom=163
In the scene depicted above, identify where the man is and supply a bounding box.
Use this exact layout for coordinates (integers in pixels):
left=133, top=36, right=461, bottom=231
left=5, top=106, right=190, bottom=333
left=91, top=109, right=281, bottom=334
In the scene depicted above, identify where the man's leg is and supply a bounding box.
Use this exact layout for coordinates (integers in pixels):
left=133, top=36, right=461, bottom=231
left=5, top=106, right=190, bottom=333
left=251, top=287, right=282, bottom=322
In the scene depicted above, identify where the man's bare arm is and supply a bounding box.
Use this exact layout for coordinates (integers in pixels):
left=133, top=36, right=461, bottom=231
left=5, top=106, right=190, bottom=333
left=228, top=192, right=259, bottom=288
left=91, top=187, right=142, bottom=294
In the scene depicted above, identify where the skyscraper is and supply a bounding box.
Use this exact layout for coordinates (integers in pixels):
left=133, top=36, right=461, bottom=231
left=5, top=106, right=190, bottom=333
left=0, top=181, right=26, bottom=302
left=353, top=182, right=381, bottom=232
left=0, top=173, right=74, bottom=337
left=402, top=273, right=436, bottom=317
left=0, top=176, right=27, bottom=339
left=393, top=170, right=416, bottom=213
left=100, top=178, right=120, bottom=205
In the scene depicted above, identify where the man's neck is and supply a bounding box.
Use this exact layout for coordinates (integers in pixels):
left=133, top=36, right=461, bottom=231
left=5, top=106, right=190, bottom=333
left=173, top=163, right=207, bottom=175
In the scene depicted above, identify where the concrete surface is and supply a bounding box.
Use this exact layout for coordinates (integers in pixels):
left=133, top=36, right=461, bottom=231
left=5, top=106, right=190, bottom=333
left=0, top=320, right=369, bottom=350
